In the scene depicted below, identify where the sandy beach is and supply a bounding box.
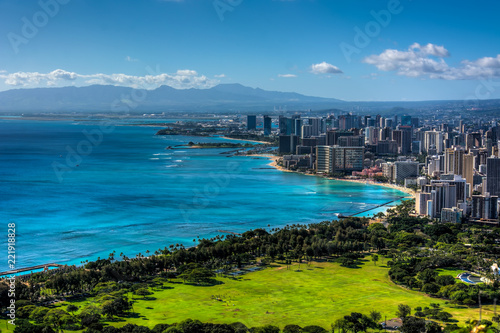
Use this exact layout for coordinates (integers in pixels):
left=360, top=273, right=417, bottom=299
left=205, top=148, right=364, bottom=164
left=221, top=136, right=272, bottom=145
left=262, top=155, right=415, bottom=199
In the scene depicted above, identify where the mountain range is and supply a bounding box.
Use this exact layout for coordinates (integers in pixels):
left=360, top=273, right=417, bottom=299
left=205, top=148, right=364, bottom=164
left=0, top=84, right=344, bottom=113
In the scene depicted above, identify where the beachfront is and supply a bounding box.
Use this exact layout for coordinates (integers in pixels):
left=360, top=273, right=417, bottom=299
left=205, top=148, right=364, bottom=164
left=266, top=156, right=415, bottom=199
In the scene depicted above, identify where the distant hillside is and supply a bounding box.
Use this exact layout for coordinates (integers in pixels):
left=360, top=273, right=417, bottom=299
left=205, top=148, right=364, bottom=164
left=0, top=84, right=344, bottom=113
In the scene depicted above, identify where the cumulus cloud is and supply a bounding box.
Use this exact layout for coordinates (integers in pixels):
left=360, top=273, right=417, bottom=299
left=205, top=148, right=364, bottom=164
left=363, top=43, right=500, bottom=80
left=1, top=69, right=78, bottom=86
left=410, top=43, right=450, bottom=57
left=175, top=69, right=197, bottom=76
left=214, top=73, right=226, bottom=78
left=310, top=62, right=343, bottom=75
left=278, top=74, right=297, bottom=78
left=0, top=69, right=219, bottom=89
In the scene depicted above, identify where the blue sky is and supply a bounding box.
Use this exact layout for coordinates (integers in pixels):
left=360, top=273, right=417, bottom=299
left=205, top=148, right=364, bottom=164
left=0, top=0, right=499, bottom=101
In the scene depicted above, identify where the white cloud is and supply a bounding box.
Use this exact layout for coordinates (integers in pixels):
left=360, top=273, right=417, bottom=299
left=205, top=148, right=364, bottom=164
left=410, top=43, right=450, bottom=57
left=1, top=69, right=78, bottom=86
left=175, top=69, right=197, bottom=76
left=363, top=43, right=500, bottom=80
left=125, top=56, right=139, bottom=62
left=214, top=73, right=226, bottom=78
left=0, top=69, right=219, bottom=90
left=278, top=74, right=297, bottom=78
left=310, top=62, right=343, bottom=75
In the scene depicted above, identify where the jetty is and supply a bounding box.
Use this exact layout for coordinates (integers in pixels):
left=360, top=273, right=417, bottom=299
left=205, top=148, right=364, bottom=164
left=345, top=196, right=407, bottom=217
left=0, top=263, right=63, bottom=277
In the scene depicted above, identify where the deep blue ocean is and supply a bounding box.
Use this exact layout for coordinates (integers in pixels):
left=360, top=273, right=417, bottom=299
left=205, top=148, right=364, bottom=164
left=0, top=117, right=406, bottom=272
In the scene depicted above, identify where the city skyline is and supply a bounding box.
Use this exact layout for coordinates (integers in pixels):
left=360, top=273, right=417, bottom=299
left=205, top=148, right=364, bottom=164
left=0, top=0, right=499, bottom=101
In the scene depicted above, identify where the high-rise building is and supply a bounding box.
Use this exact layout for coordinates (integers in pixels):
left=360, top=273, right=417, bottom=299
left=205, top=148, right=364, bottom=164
left=486, top=157, right=500, bottom=196
left=316, top=146, right=332, bottom=174
left=380, top=127, right=392, bottom=141
left=316, top=146, right=364, bottom=174
left=382, top=162, right=394, bottom=180
left=279, top=116, right=289, bottom=135
left=393, top=160, right=419, bottom=183
left=326, top=130, right=353, bottom=145
left=377, top=140, right=398, bottom=155
left=399, top=125, right=412, bottom=155
left=338, top=114, right=359, bottom=130
left=441, top=207, right=463, bottom=223
left=263, top=115, right=272, bottom=136
left=363, top=115, right=371, bottom=127
left=416, top=192, right=432, bottom=216
left=338, top=135, right=364, bottom=147
left=278, top=135, right=299, bottom=154
left=411, top=117, right=420, bottom=128
left=471, top=193, right=498, bottom=220
left=308, top=118, right=322, bottom=136
left=301, top=138, right=317, bottom=147
left=333, top=146, right=364, bottom=172
left=466, top=132, right=482, bottom=150
left=401, top=115, right=412, bottom=126
left=444, top=147, right=465, bottom=175
left=301, top=125, right=313, bottom=138
left=462, top=153, right=474, bottom=197
left=278, top=116, right=294, bottom=135
left=392, top=130, right=402, bottom=152
left=379, top=117, right=386, bottom=128
left=247, top=115, right=257, bottom=131
left=431, top=175, right=467, bottom=206
left=424, top=130, right=444, bottom=154
left=294, top=118, right=303, bottom=137
left=427, top=157, right=439, bottom=176
left=412, top=141, right=422, bottom=154
left=421, top=183, right=457, bottom=218
left=366, top=126, right=379, bottom=145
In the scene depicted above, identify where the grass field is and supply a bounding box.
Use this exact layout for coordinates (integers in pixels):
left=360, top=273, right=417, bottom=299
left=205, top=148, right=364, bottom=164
left=3, top=260, right=495, bottom=331
left=436, top=268, right=464, bottom=278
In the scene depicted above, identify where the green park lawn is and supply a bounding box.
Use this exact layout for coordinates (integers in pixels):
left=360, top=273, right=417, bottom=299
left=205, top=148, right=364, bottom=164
left=436, top=268, right=465, bottom=278
left=2, top=259, right=495, bottom=331
left=101, top=260, right=492, bottom=329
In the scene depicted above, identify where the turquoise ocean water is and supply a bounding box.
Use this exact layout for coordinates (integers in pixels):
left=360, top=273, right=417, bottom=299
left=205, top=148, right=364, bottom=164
left=0, top=118, right=406, bottom=272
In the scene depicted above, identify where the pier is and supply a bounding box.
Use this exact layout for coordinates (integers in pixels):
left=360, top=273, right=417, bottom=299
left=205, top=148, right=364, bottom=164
left=346, top=196, right=407, bottom=217
left=0, top=263, right=64, bottom=277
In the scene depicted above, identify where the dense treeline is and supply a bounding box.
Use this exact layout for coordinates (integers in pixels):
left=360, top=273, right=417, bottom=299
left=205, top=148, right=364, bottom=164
left=4, top=199, right=500, bottom=332
left=4, top=216, right=385, bottom=333
left=384, top=202, right=500, bottom=307
left=8, top=216, right=378, bottom=301
left=14, top=317, right=348, bottom=333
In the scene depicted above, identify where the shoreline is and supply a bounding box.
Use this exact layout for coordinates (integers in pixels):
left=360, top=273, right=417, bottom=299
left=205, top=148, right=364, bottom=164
left=220, top=136, right=272, bottom=145
left=263, top=155, right=415, bottom=199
